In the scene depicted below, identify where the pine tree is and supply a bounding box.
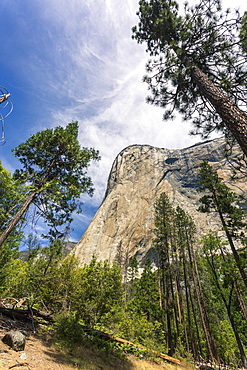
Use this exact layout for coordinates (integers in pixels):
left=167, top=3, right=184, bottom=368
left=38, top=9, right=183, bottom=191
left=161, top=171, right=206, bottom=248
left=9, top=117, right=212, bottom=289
left=154, top=193, right=219, bottom=361
left=240, top=12, right=247, bottom=53
left=202, top=231, right=247, bottom=367
left=176, top=207, right=219, bottom=362
left=153, top=192, right=175, bottom=354
left=198, top=161, right=247, bottom=289
left=132, top=0, right=247, bottom=154
left=0, top=122, right=100, bottom=245
left=129, top=258, right=162, bottom=323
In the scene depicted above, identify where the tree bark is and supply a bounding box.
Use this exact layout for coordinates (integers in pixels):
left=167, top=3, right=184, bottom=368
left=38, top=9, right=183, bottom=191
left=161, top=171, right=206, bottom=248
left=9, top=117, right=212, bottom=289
left=187, top=236, right=218, bottom=362
left=206, top=254, right=247, bottom=369
left=0, top=191, right=37, bottom=246
left=0, top=151, right=61, bottom=246
left=191, top=65, right=247, bottom=156
left=217, top=208, right=247, bottom=289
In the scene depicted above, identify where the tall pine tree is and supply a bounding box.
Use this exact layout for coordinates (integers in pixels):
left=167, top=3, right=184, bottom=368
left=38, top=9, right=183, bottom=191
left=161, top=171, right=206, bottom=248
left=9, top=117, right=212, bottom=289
left=132, top=0, right=247, bottom=154
left=0, top=122, right=100, bottom=245
left=198, top=161, right=247, bottom=289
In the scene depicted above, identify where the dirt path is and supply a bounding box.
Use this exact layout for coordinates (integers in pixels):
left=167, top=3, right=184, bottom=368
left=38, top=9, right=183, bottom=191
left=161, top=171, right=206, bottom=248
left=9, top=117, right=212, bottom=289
left=0, top=329, right=177, bottom=370
left=0, top=331, right=77, bottom=370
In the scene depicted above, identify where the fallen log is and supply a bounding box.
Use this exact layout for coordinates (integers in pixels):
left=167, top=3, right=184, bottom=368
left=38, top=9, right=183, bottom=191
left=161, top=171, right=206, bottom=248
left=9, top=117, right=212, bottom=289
left=0, top=306, right=54, bottom=323
left=80, top=324, right=181, bottom=365
left=111, top=336, right=181, bottom=365
left=0, top=307, right=181, bottom=365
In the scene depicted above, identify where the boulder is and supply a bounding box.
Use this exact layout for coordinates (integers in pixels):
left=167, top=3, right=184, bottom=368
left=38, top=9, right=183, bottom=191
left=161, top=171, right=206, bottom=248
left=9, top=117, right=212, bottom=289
left=2, top=330, right=26, bottom=351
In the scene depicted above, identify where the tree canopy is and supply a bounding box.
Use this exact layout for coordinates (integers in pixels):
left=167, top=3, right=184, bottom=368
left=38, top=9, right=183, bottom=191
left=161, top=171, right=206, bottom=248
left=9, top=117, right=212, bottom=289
left=240, top=11, right=247, bottom=52
left=0, top=122, right=100, bottom=245
left=132, top=0, right=247, bottom=153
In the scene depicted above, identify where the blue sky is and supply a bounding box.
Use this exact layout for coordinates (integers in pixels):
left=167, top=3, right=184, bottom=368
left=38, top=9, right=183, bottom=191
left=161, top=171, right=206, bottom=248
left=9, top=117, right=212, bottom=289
left=0, top=0, right=245, bottom=243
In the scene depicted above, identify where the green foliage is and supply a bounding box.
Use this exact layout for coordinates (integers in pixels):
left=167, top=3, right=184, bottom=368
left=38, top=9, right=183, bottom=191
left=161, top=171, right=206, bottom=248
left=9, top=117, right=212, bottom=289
left=200, top=231, right=247, bottom=365
left=128, top=259, right=162, bottom=323
left=197, top=161, right=247, bottom=290
left=198, top=161, right=247, bottom=238
left=117, top=310, right=166, bottom=352
left=53, top=313, right=127, bottom=361
left=240, top=12, right=247, bottom=53
left=29, top=249, right=78, bottom=311
left=10, top=122, right=100, bottom=241
left=3, top=252, right=123, bottom=323
left=0, top=161, right=25, bottom=231
left=1, top=258, right=29, bottom=297
left=216, top=320, right=244, bottom=366
left=132, top=0, right=247, bottom=138
left=72, top=257, right=123, bottom=326
left=21, top=233, right=42, bottom=261
left=0, top=161, right=28, bottom=290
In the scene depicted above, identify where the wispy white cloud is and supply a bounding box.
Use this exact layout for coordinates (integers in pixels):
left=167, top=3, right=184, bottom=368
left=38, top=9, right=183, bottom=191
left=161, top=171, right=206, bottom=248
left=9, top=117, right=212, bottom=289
left=4, top=0, right=240, bottom=240
left=22, top=0, right=208, bottom=207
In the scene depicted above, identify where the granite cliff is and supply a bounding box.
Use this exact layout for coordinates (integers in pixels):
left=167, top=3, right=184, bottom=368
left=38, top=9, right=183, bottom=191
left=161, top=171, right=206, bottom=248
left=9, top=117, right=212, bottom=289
left=73, top=138, right=247, bottom=268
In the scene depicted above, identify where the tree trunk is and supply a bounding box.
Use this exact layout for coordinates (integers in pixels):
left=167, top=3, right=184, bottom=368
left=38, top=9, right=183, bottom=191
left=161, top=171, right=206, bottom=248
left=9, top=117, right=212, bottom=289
left=235, top=283, right=247, bottom=323
left=187, top=238, right=217, bottom=362
left=219, top=246, right=247, bottom=322
left=217, top=208, right=247, bottom=289
left=0, top=151, right=61, bottom=246
left=183, top=256, right=197, bottom=357
left=206, top=253, right=247, bottom=368
left=191, top=65, right=247, bottom=156
left=0, top=191, right=37, bottom=246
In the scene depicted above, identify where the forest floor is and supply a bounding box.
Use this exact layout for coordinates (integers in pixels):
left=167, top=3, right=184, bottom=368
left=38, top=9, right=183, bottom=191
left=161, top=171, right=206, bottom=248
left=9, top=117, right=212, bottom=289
left=0, top=319, right=187, bottom=370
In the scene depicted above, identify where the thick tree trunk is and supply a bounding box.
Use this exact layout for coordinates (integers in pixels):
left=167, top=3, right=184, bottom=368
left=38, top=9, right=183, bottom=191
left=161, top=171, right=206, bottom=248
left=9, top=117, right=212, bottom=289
left=191, top=65, right=247, bottom=156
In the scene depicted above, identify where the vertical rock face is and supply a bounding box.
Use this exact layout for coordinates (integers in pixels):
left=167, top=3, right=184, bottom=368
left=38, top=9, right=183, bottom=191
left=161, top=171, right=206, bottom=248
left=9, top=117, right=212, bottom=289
left=73, top=138, right=246, bottom=268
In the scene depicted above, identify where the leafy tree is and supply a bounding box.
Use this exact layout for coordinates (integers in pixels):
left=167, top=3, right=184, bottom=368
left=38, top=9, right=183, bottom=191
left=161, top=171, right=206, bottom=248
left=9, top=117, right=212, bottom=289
left=3, top=242, right=79, bottom=312
left=198, top=161, right=247, bottom=289
left=71, top=257, right=123, bottom=326
left=26, top=239, right=65, bottom=308
left=118, top=309, right=165, bottom=351
left=0, top=161, right=27, bottom=290
left=2, top=258, right=29, bottom=298
left=132, top=0, right=247, bottom=154
left=0, top=122, right=100, bottom=246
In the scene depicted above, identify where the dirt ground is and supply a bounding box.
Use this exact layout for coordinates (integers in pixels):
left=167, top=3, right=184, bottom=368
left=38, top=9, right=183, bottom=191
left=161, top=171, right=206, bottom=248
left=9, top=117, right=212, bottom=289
left=0, top=330, right=77, bottom=370
left=0, top=325, right=178, bottom=370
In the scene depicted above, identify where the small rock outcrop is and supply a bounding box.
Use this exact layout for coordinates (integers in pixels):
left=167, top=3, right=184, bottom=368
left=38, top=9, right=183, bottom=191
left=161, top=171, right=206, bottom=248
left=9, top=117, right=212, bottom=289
left=2, top=331, right=26, bottom=351
left=73, top=138, right=247, bottom=269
